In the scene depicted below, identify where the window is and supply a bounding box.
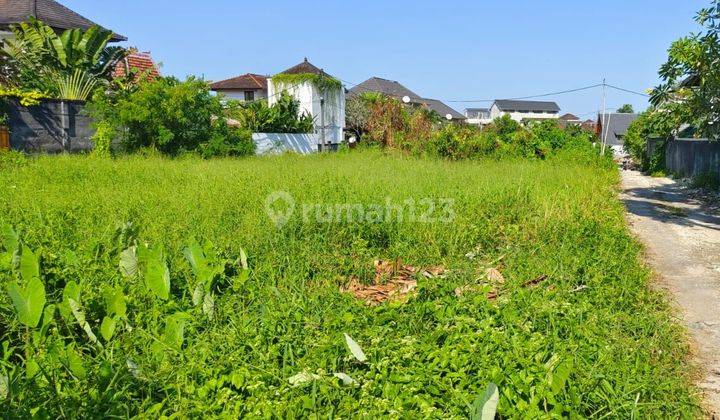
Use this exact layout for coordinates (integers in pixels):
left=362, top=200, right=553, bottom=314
left=244, top=91, right=255, bottom=101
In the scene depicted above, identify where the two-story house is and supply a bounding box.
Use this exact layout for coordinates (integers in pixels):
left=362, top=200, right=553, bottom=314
left=210, top=74, right=268, bottom=102
left=488, top=100, right=560, bottom=122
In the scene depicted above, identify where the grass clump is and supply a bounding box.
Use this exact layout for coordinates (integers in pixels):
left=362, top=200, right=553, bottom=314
left=0, top=150, right=701, bottom=417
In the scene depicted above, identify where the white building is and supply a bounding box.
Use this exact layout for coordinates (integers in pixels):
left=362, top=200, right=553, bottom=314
left=210, top=74, right=268, bottom=102
left=488, top=100, right=560, bottom=123
left=464, top=108, right=492, bottom=125
left=268, top=59, right=345, bottom=147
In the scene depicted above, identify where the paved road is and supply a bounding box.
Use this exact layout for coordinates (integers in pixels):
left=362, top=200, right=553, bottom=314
left=621, top=170, right=720, bottom=417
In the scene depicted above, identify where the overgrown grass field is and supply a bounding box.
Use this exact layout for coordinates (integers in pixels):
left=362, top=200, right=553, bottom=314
left=0, top=150, right=701, bottom=417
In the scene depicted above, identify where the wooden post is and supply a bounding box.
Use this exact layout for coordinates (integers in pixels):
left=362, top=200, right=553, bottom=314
left=0, top=126, right=9, bottom=150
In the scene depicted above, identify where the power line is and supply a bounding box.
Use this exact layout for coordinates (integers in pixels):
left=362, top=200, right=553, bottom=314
left=605, top=83, right=650, bottom=98
left=444, top=84, right=603, bottom=103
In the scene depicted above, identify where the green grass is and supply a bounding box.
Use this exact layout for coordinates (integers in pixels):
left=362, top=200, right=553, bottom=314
left=0, top=149, right=701, bottom=417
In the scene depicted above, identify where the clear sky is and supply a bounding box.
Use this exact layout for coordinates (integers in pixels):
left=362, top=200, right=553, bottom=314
left=63, top=0, right=707, bottom=118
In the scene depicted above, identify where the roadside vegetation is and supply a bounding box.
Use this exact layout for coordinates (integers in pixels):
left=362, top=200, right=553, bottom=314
left=0, top=148, right=701, bottom=417
left=625, top=0, right=720, bottom=175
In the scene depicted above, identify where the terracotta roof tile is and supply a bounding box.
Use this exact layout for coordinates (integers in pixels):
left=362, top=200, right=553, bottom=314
left=210, top=73, right=268, bottom=91
left=113, top=51, right=160, bottom=80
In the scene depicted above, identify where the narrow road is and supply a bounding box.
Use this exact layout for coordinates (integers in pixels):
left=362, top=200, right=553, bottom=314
left=621, top=170, right=720, bottom=416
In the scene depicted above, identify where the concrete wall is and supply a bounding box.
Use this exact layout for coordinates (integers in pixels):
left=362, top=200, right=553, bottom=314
left=267, top=79, right=345, bottom=144
left=7, top=99, right=95, bottom=153
left=663, top=138, right=720, bottom=178
left=253, top=133, right=318, bottom=155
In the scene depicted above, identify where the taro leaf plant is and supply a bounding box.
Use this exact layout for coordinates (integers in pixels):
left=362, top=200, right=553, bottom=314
left=2, top=17, right=125, bottom=100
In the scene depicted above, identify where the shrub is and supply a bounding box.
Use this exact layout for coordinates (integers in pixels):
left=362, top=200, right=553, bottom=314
left=88, top=76, right=253, bottom=157
left=225, top=92, right=313, bottom=134
left=624, top=111, right=676, bottom=172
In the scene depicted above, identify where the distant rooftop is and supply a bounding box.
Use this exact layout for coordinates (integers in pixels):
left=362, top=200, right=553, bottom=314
left=349, top=77, right=465, bottom=120
left=0, top=0, right=126, bottom=41
left=211, top=73, right=268, bottom=91
left=277, top=58, right=333, bottom=78
left=494, top=100, right=560, bottom=113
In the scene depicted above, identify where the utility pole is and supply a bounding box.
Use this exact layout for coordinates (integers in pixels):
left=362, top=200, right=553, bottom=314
left=319, top=95, right=326, bottom=152
left=600, top=78, right=607, bottom=156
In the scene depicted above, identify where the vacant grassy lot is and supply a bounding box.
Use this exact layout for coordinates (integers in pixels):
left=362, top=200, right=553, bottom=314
left=0, top=150, right=701, bottom=417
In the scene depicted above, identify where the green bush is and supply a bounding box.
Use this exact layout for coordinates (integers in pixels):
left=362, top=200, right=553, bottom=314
left=426, top=117, right=597, bottom=160
left=88, top=76, right=254, bottom=157
left=624, top=112, right=675, bottom=172
left=225, top=92, right=313, bottom=134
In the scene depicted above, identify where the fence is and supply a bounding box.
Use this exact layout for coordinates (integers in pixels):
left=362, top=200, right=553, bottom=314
left=648, top=137, right=720, bottom=178
left=0, top=126, right=8, bottom=150
left=7, top=99, right=95, bottom=153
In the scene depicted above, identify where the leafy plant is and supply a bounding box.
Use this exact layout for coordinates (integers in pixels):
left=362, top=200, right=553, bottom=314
left=7, top=246, right=45, bottom=328
left=226, top=92, right=314, bottom=134
left=650, top=0, right=720, bottom=138
left=2, top=18, right=125, bottom=98
left=88, top=76, right=254, bottom=157
left=56, top=69, right=98, bottom=101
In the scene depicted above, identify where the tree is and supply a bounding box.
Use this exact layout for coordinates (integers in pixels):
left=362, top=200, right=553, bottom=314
left=225, top=92, right=314, bottom=134
left=617, top=104, right=634, bottom=113
left=650, top=0, right=720, bottom=139
left=2, top=18, right=125, bottom=99
left=88, top=76, right=254, bottom=157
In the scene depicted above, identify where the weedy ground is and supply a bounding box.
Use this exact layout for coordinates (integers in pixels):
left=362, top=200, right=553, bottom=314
left=0, top=149, right=702, bottom=417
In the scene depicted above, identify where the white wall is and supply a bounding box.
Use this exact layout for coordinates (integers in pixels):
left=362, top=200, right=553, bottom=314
left=253, top=133, right=317, bottom=155
left=216, top=89, right=267, bottom=102
left=267, top=79, right=345, bottom=144
left=489, top=104, right=559, bottom=122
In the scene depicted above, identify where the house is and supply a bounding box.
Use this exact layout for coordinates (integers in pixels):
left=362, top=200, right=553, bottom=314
left=210, top=73, right=268, bottom=102
left=596, top=113, right=638, bottom=148
left=0, top=0, right=126, bottom=43
left=112, top=49, right=160, bottom=81
left=267, top=58, right=346, bottom=147
left=348, top=77, right=466, bottom=121
left=464, top=108, right=491, bottom=125
left=489, top=100, right=560, bottom=122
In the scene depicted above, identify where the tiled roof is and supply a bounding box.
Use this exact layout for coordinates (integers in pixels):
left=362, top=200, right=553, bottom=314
left=278, top=58, right=332, bottom=77
left=0, top=0, right=126, bottom=41
left=417, top=98, right=465, bottom=120
left=559, top=113, right=580, bottom=121
left=494, top=100, right=560, bottom=113
left=348, top=77, right=421, bottom=100
left=112, top=50, right=160, bottom=80
left=348, top=76, right=465, bottom=120
left=210, top=73, right=268, bottom=91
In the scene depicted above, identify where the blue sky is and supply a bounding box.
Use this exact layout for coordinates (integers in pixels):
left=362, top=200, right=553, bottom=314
left=64, top=0, right=707, bottom=117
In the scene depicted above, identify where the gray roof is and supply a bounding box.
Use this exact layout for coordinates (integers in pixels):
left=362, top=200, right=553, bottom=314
left=348, top=77, right=421, bottom=100
left=493, top=100, right=560, bottom=113
left=597, top=113, right=638, bottom=146
left=0, top=0, right=126, bottom=41
left=418, top=98, right=465, bottom=120
left=348, top=77, right=465, bottom=120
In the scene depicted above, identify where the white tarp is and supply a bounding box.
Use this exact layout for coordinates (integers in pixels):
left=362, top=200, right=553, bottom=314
left=252, top=133, right=318, bottom=155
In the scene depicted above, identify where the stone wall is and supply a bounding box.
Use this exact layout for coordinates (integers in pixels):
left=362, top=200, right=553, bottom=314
left=7, top=99, right=95, bottom=153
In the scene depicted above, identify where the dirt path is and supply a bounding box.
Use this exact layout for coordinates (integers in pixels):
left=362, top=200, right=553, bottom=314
left=621, top=169, right=720, bottom=416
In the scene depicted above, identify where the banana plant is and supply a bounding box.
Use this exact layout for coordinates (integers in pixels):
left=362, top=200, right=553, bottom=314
left=56, top=69, right=98, bottom=101
left=3, top=17, right=126, bottom=96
